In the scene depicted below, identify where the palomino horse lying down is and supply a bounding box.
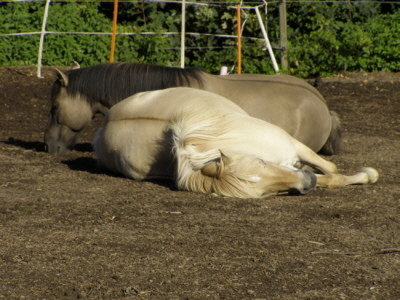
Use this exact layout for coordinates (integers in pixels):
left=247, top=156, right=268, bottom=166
left=45, top=62, right=341, bottom=155
left=93, top=88, right=378, bottom=199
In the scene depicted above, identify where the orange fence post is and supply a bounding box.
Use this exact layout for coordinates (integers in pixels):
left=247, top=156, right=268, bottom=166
left=110, top=0, right=119, bottom=62
left=236, top=4, right=242, bottom=74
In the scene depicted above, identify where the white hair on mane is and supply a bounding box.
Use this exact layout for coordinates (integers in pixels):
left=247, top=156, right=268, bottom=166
left=170, top=110, right=273, bottom=198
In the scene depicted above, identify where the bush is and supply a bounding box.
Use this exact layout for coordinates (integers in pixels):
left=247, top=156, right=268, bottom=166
left=287, top=5, right=400, bottom=77
left=0, top=1, right=398, bottom=77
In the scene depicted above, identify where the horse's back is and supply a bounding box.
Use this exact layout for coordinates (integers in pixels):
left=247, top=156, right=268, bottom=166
left=199, top=73, right=333, bottom=152
left=107, top=87, right=247, bottom=122
left=218, top=73, right=325, bottom=100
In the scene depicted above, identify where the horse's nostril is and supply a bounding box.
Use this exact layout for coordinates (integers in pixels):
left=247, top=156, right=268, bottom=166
left=288, top=188, right=303, bottom=195
left=300, top=169, right=317, bottom=194
left=304, top=169, right=317, bottom=190
left=289, top=169, right=317, bottom=195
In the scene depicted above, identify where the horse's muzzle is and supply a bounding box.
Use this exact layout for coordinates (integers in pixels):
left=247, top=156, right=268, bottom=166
left=289, top=169, right=317, bottom=195
left=44, top=140, right=72, bottom=156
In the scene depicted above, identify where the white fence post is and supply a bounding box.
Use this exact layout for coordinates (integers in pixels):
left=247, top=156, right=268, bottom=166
left=180, top=0, right=186, bottom=68
left=37, top=0, right=51, bottom=78
left=220, top=66, right=228, bottom=75
left=255, top=6, right=279, bottom=74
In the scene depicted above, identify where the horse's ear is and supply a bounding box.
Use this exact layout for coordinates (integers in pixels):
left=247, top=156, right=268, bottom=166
left=53, top=68, right=68, bottom=87
left=201, top=150, right=231, bottom=179
left=220, top=150, right=232, bottom=167
left=71, top=61, right=80, bottom=70
left=201, top=157, right=223, bottom=178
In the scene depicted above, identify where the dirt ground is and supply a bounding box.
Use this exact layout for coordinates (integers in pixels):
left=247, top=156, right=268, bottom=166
left=0, top=66, right=399, bottom=299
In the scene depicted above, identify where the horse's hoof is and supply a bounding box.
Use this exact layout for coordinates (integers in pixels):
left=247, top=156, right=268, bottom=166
left=361, top=167, right=379, bottom=183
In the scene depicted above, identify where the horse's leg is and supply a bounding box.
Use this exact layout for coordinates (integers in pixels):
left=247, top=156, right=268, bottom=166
left=316, top=167, right=379, bottom=188
left=293, top=139, right=338, bottom=174
left=292, top=139, right=379, bottom=188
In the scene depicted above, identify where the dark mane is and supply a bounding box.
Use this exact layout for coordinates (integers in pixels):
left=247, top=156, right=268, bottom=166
left=56, top=63, right=205, bottom=107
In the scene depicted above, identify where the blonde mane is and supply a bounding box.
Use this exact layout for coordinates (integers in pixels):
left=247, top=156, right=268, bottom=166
left=170, top=110, right=273, bottom=198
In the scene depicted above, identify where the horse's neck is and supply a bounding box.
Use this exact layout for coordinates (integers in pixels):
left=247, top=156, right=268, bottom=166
left=196, top=73, right=219, bottom=92
left=93, top=101, right=109, bottom=115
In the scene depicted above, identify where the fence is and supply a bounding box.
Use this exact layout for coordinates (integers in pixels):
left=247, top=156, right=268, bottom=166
left=1, top=0, right=398, bottom=77
left=1, top=0, right=285, bottom=77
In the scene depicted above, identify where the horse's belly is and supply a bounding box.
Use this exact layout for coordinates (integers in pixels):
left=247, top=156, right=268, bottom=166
left=93, top=120, right=174, bottom=180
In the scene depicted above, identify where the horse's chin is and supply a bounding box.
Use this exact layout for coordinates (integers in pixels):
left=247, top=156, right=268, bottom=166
left=44, top=142, right=73, bottom=156
left=44, top=128, right=81, bottom=156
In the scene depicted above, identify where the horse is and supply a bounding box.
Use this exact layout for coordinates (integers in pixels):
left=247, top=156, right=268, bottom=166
left=44, top=62, right=341, bottom=156
left=92, top=87, right=378, bottom=199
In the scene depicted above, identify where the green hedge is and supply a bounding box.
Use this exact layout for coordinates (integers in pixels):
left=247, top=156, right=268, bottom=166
left=0, top=1, right=398, bottom=77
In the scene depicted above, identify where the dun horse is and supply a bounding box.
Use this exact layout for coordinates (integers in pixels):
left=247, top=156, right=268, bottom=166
left=93, top=88, right=378, bottom=199
left=45, top=62, right=341, bottom=155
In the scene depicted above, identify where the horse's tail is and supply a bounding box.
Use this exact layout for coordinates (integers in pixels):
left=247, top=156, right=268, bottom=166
left=319, top=111, right=342, bottom=156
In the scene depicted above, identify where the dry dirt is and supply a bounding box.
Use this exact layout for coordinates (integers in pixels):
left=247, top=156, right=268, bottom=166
left=0, top=67, right=399, bottom=299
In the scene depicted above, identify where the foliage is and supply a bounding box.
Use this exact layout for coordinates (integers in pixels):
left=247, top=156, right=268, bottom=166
left=0, top=0, right=398, bottom=77
left=0, top=2, right=42, bottom=65
left=0, top=1, right=111, bottom=66
left=286, top=1, right=400, bottom=77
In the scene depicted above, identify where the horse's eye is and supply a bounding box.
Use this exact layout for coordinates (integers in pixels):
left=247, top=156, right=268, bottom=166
left=70, top=128, right=81, bottom=133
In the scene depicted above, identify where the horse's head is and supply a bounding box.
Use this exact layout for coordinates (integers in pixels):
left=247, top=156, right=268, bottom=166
left=44, top=65, right=94, bottom=155
left=199, top=151, right=317, bottom=198
left=246, top=159, right=317, bottom=196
